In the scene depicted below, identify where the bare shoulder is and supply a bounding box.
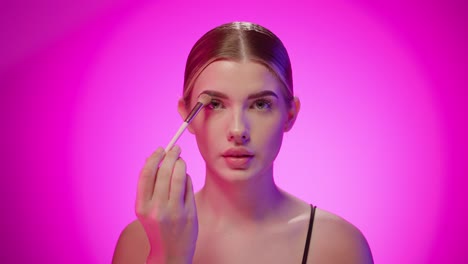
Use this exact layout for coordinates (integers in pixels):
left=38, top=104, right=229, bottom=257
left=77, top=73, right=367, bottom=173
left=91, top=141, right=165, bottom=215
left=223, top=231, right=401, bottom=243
left=112, top=219, right=150, bottom=264
left=309, top=208, right=374, bottom=264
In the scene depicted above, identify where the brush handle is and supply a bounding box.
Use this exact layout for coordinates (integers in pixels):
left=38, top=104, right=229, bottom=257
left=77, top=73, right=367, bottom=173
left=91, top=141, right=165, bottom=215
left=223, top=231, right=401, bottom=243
left=164, top=122, right=189, bottom=153
left=184, top=102, right=204, bottom=123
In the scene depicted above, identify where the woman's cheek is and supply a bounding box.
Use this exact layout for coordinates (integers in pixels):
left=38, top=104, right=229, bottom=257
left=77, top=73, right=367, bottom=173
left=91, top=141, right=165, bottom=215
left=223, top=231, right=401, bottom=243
left=263, top=119, right=286, bottom=151
left=195, top=117, right=223, bottom=149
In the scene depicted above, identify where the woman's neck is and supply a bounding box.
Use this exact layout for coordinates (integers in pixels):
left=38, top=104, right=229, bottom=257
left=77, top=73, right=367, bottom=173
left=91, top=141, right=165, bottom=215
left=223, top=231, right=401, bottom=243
left=195, top=166, right=287, bottom=228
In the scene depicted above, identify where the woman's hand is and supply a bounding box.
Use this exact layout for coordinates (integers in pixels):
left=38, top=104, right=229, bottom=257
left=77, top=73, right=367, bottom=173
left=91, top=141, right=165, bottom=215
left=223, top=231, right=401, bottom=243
left=135, top=145, right=198, bottom=264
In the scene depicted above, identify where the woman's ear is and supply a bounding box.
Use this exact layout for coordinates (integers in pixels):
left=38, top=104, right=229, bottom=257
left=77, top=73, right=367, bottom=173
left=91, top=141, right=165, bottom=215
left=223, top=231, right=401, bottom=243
left=177, top=98, right=195, bottom=134
left=284, top=97, right=301, bottom=132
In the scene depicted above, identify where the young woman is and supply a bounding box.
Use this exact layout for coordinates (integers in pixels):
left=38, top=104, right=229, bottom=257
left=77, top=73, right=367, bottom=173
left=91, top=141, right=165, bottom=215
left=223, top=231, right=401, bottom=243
left=113, top=22, right=373, bottom=264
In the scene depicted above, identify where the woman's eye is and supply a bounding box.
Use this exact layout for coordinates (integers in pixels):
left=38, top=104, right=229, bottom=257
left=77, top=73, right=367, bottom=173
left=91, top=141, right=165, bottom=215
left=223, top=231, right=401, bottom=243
left=207, top=100, right=223, bottom=110
left=252, top=99, right=272, bottom=110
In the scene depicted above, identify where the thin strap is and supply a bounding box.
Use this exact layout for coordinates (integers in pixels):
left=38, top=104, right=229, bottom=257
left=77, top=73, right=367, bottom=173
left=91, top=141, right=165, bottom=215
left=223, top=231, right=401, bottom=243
left=301, top=204, right=316, bottom=264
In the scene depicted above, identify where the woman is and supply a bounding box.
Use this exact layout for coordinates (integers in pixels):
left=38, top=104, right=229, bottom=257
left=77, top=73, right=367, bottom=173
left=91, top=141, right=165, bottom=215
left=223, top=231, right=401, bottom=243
left=113, top=22, right=373, bottom=264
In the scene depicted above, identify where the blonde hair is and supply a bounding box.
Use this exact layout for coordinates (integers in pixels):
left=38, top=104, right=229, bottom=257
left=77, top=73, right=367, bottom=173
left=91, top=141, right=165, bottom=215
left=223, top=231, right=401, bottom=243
left=183, top=22, right=294, bottom=107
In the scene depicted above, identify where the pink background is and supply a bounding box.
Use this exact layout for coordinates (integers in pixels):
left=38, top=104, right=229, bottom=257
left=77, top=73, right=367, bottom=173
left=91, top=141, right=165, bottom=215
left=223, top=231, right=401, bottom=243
left=1, top=0, right=466, bottom=263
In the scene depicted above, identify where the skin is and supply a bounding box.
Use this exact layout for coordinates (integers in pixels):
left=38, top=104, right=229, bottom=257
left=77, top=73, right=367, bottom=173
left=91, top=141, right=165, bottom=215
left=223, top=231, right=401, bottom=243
left=112, top=60, right=374, bottom=264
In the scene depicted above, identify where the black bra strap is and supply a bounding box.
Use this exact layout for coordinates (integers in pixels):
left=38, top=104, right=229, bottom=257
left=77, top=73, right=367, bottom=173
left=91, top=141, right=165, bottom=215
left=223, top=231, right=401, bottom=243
left=301, top=204, right=316, bottom=264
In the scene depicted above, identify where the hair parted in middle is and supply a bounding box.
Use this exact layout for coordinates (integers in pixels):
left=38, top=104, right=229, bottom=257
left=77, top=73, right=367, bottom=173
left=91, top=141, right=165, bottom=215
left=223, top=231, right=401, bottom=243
left=183, top=21, right=294, bottom=107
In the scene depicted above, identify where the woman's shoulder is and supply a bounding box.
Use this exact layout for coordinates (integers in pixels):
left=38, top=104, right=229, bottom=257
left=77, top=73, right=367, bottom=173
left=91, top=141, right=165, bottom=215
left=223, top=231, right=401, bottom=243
left=112, top=219, right=150, bottom=263
left=314, top=207, right=363, bottom=236
left=309, top=207, right=374, bottom=263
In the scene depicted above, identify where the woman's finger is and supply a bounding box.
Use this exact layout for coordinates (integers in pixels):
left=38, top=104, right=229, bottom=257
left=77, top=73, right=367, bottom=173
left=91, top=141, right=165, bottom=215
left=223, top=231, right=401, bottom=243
left=168, top=158, right=187, bottom=207
left=185, top=174, right=196, bottom=211
left=153, top=145, right=181, bottom=201
left=136, top=147, right=165, bottom=207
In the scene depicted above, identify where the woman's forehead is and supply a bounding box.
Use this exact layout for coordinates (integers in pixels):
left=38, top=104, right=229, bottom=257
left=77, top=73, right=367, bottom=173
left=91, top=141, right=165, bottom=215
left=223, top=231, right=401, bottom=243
left=191, top=60, right=282, bottom=100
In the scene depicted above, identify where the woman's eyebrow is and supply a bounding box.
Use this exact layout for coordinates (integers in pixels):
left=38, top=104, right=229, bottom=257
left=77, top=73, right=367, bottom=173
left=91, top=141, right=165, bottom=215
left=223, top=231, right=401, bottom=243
left=247, top=90, right=278, bottom=99
left=199, top=90, right=278, bottom=99
left=199, top=90, right=228, bottom=99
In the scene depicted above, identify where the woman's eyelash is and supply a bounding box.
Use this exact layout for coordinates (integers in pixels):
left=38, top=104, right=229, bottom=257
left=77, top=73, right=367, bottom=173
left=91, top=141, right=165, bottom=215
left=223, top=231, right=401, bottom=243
left=207, top=99, right=224, bottom=109
left=251, top=99, right=272, bottom=110
left=206, top=98, right=273, bottom=110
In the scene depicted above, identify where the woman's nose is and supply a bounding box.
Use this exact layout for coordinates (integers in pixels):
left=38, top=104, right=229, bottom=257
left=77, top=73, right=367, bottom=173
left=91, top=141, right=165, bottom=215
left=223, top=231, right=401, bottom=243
left=227, top=109, right=250, bottom=144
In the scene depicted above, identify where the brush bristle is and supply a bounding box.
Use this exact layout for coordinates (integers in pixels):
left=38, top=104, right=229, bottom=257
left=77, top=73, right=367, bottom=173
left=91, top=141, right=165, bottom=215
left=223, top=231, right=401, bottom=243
left=198, top=93, right=212, bottom=106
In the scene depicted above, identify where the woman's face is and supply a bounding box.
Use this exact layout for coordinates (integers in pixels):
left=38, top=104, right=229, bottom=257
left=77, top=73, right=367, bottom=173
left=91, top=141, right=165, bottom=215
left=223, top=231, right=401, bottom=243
left=181, top=60, right=299, bottom=182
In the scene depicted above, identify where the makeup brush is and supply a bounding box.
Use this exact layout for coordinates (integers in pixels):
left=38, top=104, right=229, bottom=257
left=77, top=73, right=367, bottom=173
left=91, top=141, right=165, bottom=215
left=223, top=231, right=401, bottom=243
left=164, top=93, right=211, bottom=153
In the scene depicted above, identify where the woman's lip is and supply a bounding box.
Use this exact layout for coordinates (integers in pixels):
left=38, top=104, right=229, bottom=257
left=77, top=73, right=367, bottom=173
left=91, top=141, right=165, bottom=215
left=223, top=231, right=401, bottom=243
left=221, top=155, right=254, bottom=157
left=223, top=156, right=253, bottom=169
left=221, top=148, right=254, bottom=157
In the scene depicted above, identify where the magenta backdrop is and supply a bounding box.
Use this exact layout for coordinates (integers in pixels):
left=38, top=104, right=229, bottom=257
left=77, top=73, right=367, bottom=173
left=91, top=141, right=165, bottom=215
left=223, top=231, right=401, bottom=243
left=1, top=0, right=466, bottom=263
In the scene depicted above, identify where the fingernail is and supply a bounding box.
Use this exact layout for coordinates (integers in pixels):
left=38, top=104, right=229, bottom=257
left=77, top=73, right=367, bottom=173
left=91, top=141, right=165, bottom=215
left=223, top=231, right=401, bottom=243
left=155, top=147, right=164, bottom=155
left=172, top=145, right=181, bottom=153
